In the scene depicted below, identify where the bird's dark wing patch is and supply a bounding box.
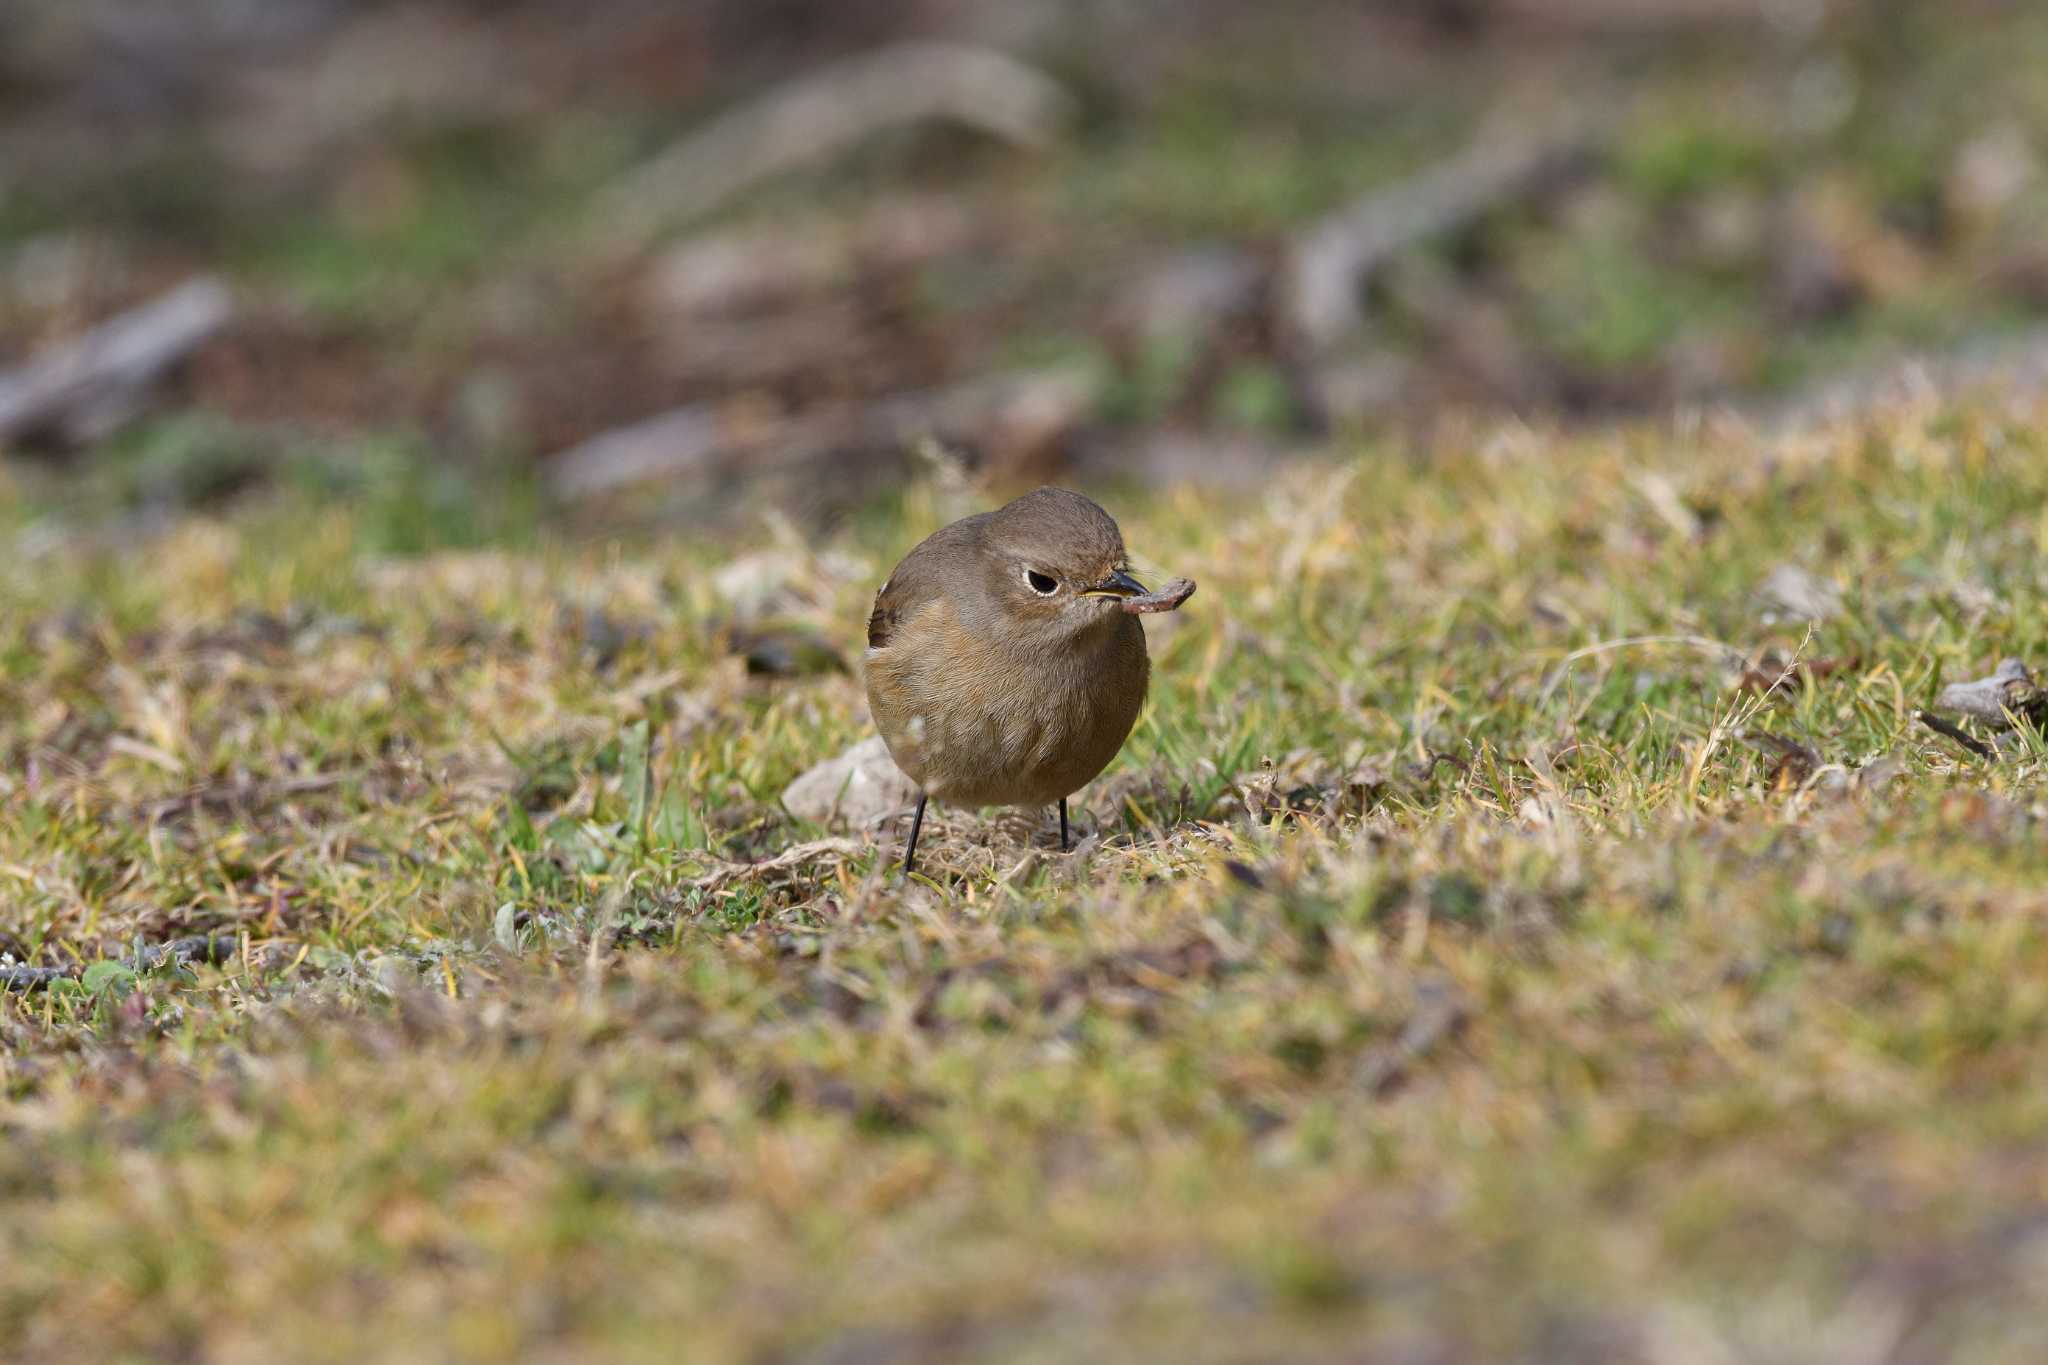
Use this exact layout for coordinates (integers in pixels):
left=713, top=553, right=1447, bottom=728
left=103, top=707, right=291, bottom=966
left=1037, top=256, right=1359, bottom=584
left=866, top=514, right=984, bottom=651
left=867, top=596, right=899, bottom=649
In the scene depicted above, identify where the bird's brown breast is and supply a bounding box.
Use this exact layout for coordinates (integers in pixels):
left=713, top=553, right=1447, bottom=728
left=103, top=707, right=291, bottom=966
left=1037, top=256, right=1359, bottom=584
left=865, top=598, right=1148, bottom=808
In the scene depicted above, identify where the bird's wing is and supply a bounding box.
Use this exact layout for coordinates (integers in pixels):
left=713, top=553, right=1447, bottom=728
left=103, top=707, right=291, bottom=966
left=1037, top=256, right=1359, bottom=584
left=867, top=516, right=983, bottom=650
left=866, top=577, right=908, bottom=649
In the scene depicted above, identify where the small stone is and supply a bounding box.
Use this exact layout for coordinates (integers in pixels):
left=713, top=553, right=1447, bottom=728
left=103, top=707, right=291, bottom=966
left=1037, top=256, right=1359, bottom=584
left=782, top=736, right=919, bottom=829
left=1934, top=658, right=2042, bottom=727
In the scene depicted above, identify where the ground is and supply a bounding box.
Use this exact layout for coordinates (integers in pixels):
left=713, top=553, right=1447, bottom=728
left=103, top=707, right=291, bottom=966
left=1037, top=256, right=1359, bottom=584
left=7, top=2, right=2048, bottom=1357
left=5, top=392, right=2048, bottom=1361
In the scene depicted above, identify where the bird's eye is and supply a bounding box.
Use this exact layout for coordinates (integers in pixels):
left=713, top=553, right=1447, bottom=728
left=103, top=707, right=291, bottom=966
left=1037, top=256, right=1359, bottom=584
left=1024, top=569, right=1058, bottom=596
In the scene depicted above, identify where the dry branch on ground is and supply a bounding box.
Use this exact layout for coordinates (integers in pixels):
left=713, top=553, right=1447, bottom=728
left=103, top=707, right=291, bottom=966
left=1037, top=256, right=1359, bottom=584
left=589, top=41, right=1074, bottom=254
left=0, top=279, right=232, bottom=449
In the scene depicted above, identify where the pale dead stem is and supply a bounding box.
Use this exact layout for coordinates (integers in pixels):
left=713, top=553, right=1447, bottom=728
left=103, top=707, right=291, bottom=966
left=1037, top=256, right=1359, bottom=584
left=685, top=837, right=866, bottom=896
left=1535, top=634, right=1745, bottom=706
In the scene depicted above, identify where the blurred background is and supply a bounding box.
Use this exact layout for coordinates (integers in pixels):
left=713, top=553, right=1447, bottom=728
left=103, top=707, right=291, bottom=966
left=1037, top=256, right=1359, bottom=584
left=2, top=0, right=2043, bottom=543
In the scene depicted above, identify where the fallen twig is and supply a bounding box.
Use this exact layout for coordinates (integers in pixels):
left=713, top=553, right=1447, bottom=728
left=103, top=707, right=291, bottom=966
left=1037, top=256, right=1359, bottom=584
left=0, top=278, right=233, bottom=448
left=1912, top=658, right=2045, bottom=761
left=1284, top=117, right=1598, bottom=349
left=1916, top=709, right=1996, bottom=761
left=589, top=42, right=1073, bottom=253
left=544, top=404, right=733, bottom=500
left=0, top=934, right=240, bottom=993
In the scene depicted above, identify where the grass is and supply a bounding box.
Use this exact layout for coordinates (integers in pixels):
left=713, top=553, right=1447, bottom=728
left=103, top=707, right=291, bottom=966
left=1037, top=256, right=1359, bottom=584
left=4, top=395, right=2048, bottom=1362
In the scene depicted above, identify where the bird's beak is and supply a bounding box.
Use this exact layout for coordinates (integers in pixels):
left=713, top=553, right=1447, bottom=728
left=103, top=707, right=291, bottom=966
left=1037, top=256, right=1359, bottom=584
left=1078, top=568, right=1150, bottom=599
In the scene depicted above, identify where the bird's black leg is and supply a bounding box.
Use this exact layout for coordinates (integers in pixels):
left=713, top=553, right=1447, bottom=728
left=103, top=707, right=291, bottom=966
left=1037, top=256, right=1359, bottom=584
left=903, top=793, right=929, bottom=875
left=1059, top=798, right=1070, bottom=852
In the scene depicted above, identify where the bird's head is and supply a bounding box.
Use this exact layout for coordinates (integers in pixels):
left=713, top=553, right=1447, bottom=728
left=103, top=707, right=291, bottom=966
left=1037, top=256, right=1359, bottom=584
left=977, top=487, right=1151, bottom=639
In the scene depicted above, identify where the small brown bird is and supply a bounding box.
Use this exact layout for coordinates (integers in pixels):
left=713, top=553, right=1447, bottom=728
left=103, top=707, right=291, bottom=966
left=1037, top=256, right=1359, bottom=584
left=864, top=487, right=1193, bottom=873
